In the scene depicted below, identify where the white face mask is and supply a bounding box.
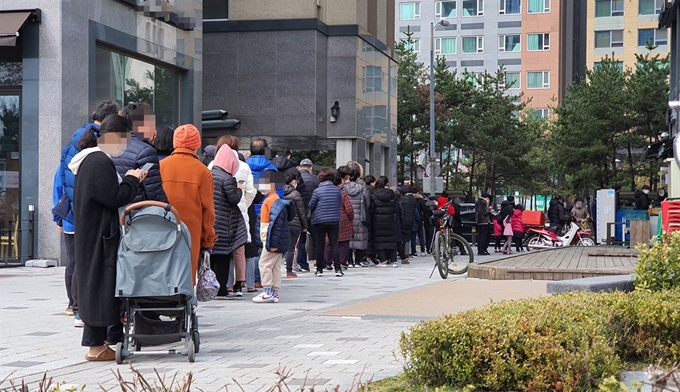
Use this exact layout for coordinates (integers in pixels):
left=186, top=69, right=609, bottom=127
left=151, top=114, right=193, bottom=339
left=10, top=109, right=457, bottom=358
left=643, top=190, right=650, bottom=195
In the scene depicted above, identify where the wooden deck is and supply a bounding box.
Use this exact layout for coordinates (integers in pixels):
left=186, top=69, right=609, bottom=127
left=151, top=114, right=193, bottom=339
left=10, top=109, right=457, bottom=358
left=468, top=246, right=638, bottom=280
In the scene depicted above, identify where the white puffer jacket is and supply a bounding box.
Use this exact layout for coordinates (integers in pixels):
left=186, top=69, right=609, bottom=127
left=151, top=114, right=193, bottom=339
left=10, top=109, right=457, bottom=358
left=209, top=153, right=256, bottom=242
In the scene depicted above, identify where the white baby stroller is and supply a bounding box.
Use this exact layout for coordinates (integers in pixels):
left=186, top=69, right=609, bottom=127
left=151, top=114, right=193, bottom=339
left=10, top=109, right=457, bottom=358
left=114, top=201, right=199, bottom=363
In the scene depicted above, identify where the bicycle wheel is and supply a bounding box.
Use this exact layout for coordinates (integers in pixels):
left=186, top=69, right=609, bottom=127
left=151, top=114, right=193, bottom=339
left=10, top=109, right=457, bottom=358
left=433, top=232, right=448, bottom=279
left=447, top=233, right=473, bottom=275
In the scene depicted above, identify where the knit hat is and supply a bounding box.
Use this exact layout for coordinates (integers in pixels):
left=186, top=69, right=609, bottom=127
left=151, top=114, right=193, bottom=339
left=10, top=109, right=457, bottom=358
left=173, top=124, right=201, bottom=150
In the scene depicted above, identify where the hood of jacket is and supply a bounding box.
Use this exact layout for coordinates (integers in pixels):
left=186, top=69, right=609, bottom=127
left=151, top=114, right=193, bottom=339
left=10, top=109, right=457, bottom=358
left=214, top=144, right=240, bottom=175
left=272, top=156, right=296, bottom=172
left=247, top=154, right=277, bottom=173
left=374, top=188, right=395, bottom=202
left=549, top=198, right=561, bottom=208
left=68, top=147, right=103, bottom=175
left=284, top=184, right=296, bottom=196
left=342, top=181, right=364, bottom=197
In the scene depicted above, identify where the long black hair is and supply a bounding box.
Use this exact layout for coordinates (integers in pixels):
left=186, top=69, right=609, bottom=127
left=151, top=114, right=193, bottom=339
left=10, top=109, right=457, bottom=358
left=77, top=114, right=128, bottom=150
left=155, top=124, right=175, bottom=156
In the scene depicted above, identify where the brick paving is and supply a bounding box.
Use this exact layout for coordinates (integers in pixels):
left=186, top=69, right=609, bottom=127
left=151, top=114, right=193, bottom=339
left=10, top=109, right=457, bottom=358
left=0, top=252, right=542, bottom=391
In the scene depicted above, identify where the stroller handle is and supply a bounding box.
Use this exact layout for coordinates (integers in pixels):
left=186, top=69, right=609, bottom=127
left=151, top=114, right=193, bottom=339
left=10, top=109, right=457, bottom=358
left=120, top=201, right=182, bottom=227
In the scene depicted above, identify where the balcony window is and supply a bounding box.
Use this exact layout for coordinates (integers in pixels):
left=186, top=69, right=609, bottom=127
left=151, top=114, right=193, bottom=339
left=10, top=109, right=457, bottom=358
left=435, top=1, right=457, bottom=18
left=462, top=0, right=484, bottom=16
left=528, top=0, right=550, bottom=13
left=400, top=2, right=421, bottom=20
left=503, top=72, right=520, bottom=89
left=500, top=0, right=521, bottom=14
left=462, top=36, right=484, bottom=53
left=594, top=30, right=624, bottom=48
left=528, top=108, right=550, bottom=119
left=435, top=38, right=457, bottom=55
left=639, top=0, right=665, bottom=15
left=498, top=34, right=521, bottom=52
left=403, top=39, right=421, bottom=54
left=527, top=33, right=550, bottom=51
left=527, top=71, right=549, bottom=89
left=595, top=0, right=624, bottom=17
left=638, top=28, right=668, bottom=46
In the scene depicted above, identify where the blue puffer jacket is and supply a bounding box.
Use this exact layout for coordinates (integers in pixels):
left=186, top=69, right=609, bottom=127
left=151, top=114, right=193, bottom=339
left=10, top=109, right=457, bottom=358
left=52, top=123, right=98, bottom=232
left=246, top=155, right=278, bottom=216
left=265, top=198, right=296, bottom=254
left=308, top=181, right=342, bottom=225
left=111, top=135, right=168, bottom=204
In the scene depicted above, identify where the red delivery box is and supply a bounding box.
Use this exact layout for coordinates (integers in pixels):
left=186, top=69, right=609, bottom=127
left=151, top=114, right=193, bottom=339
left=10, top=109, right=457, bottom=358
left=521, top=210, right=545, bottom=227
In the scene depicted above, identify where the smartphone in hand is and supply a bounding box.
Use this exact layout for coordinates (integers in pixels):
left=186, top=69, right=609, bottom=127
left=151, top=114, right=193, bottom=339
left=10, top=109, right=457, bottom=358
left=140, top=162, right=154, bottom=173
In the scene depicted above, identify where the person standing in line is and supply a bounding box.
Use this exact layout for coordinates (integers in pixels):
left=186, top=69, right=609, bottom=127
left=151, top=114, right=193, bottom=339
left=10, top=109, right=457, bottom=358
left=363, top=175, right=378, bottom=264
left=153, top=124, right=175, bottom=161
left=417, top=192, right=434, bottom=255
left=272, top=146, right=305, bottom=194
left=253, top=172, right=296, bottom=303
left=512, top=204, right=526, bottom=253
left=296, top=158, right=318, bottom=272
left=159, top=125, right=217, bottom=284
left=283, top=173, right=307, bottom=278
left=308, top=168, right=343, bottom=277
left=210, top=144, right=246, bottom=297
left=635, top=185, right=651, bottom=211
left=244, top=190, right=264, bottom=293
left=396, top=187, right=416, bottom=265
left=370, top=177, right=400, bottom=265
left=332, top=170, right=355, bottom=270
left=53, top=100, right=119, bottom=327
left=410, top=191, right=428, bottom=257
left=475, top=192, right=492, bottom=256
left=343, top=169, right=370, bottom=267
left=70, top=114, right=146, bottom=361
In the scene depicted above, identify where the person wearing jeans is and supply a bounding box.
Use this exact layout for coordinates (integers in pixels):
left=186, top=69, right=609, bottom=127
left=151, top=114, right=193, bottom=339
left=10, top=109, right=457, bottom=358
left=307, top=168, right=343, bottom=276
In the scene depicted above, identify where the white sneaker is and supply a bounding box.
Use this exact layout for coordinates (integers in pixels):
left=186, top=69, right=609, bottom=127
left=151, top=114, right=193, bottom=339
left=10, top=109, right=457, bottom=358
left=252, top=292, right=276, bottom=303
left=273, top=294, right=280, bottom=303
left=392, top=262, right=398, bottom=268
left=234, top=291, right=243, bottom=298
left=73, top=314, right=84, bottom=328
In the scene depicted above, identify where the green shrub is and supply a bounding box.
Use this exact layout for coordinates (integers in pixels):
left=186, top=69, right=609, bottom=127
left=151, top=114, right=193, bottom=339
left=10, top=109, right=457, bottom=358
left=399, top=290, right=680, bottom=392
left=635, top=231, right=680, bottom=292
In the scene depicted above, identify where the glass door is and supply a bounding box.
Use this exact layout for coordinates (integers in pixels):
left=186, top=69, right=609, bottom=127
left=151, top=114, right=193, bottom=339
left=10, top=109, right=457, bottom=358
left=0, top=93, right=20, bottom=260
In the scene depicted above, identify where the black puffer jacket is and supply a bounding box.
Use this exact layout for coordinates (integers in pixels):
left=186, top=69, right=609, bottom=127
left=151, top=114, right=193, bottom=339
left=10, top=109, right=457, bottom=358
left=399, top=195, right=417, bottom=238
left=284, top=184, right=308, bottom=230
left=211, top=166, right=246, bottom=255
left=418, top=197, right=434, bottom=227
left=112, top=135, right=168, bottom=204
left=300, top=169, right=318, bottom=207
left=245, top=191, right=265, bottom=258
left=272, top=156, right=305, bottom=194
left=634, top=190, right=650, bottom=211
left=547, top=199, right=568, bottom=226
left=370, top=188, right=400, bottom=251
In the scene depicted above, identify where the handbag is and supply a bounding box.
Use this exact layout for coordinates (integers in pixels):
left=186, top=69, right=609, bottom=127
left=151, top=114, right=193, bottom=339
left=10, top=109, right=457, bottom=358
left=196, top=252, right=220, bottom=302
left=52, top=193, right=71, bottom=220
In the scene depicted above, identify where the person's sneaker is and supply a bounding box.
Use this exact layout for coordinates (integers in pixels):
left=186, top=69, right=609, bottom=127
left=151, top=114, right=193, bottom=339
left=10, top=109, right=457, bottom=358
left=409, top=254, right=417, bottom=258
left=392, top=262, right=399, bottom=268
left=300, top=268, right=310, bottom=273
left=335, top=270, right=344, bottom=277
left=378, top=262, right=388, bottom=267
left=326, top=265, right=333, bottom=271
left=360, top=261, right=370, bottom=267
left=234, top=291, right=243, bottom=297
left=65, top=306, right=74, bottom=316
left=420, top=252, right=427, bottom=257
left=315, top=270, right=324, bottom=277
left=252, top=292, right=276, bottom=303
left=286, top=272, right=298, bottom=279
left=401, top=260, right=410, bottom=265
left=73, top=313, right=84, bottom=328
left=273, top=294, right=280, bottom=303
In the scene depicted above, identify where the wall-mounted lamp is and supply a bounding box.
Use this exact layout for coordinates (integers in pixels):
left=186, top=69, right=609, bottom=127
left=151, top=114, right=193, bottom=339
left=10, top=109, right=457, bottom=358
left=330, top=101, right=340, bottom=123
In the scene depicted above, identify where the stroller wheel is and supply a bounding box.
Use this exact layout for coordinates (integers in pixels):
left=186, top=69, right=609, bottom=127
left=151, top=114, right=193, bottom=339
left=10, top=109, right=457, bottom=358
left=192, top=331, right=200, bottom=354
left=187, top=340, right=195, bottom=363
left=115, top=342, right=124, bottom=365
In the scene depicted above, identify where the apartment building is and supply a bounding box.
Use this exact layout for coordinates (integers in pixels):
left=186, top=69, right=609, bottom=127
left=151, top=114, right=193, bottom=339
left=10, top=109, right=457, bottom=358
left=587, top=0, right=669, bottom=70
left=203, top=0, right=398, bottom=179
left=395, top=0, right=577, bottom=117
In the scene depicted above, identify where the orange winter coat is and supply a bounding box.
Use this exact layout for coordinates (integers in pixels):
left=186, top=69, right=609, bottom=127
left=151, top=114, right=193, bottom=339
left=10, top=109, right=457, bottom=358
left=160, top=148, right=217, bottom=284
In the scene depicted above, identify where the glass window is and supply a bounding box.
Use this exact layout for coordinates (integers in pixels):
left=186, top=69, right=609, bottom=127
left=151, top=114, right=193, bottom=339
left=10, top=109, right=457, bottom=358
left=95, top=47, right=181, bottom=127
left=500, top=0, right=521, bottom=14
left=596, top=0, right=624, bottom=17
left=462, top=73, right=478, bottom=84
left=594, top=30, right=623, bottom=48
left=594, top=61, right=624, bottom=70
left=435, top=38, right=457, bottom=54
left=638, top=28, right=667, bottom=46
left=435, top=1, right=457, bottom=18
left=462, top=36, right=484, bottom=53
left=528, top=108, right=549, bottom=119
left=528, top=0, right=550, bottom=13
left=403, top=39, right=421, bottom=54
left=462, top=0, right=484, bottom=16
left=0, top=62, right=22, bottom=86
left=203, top=0, right=229, bottom=20
left=527, top=71, right=549, bottom=88
left=639, top=0, right=665, bottom=15
left=363, top=66, right=383, bottom=93
left=527, top=33, right=550, bottom=51
left=400, top=2, right=421, bottom=20
left=498, top=35, right=521, bottom=52
left=505, top=72, right=520, bottom=88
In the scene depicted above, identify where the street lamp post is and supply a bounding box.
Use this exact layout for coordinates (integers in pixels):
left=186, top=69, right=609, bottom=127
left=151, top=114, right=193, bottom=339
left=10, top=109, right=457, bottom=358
left=429, top=19, right=450, bottom=195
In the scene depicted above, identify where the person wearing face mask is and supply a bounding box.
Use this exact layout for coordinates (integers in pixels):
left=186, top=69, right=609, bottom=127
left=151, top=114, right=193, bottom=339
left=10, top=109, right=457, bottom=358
left=635, top=185, right=651, bottom=211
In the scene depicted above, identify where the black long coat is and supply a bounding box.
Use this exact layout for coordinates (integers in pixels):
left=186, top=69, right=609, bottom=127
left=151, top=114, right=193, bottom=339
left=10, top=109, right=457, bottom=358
left=73, top=152, right=139, bottom=327
left=211, top=166, right=246, bottom=255
left=370, top=188, right=400, bottom=251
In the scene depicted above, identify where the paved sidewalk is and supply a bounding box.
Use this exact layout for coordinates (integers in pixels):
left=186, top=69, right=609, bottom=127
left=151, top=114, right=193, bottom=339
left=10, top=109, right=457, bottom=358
left=0, top=253, right=545, bottom=391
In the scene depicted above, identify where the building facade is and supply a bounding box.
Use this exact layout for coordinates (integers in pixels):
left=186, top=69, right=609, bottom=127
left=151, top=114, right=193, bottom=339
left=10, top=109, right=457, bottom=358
left=0, top=0, right=202, bottom=262
left=587, top=0, right=668, bottom=70
left=202, top=0, right=398, bottom=179
left=394, top=0, right=576, bottom=116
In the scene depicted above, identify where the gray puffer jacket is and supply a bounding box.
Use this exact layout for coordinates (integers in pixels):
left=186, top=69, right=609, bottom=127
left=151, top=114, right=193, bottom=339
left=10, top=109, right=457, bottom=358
left=342, top=181, right=370, bottom=250
left=212, top=166, right=247, bottom=255
left=284, top=184, right=308, bottom=231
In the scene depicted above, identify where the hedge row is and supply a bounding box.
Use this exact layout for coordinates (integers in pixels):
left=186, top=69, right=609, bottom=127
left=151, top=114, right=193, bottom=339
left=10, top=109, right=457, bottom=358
left=399, top=290, right=680, bottom=391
